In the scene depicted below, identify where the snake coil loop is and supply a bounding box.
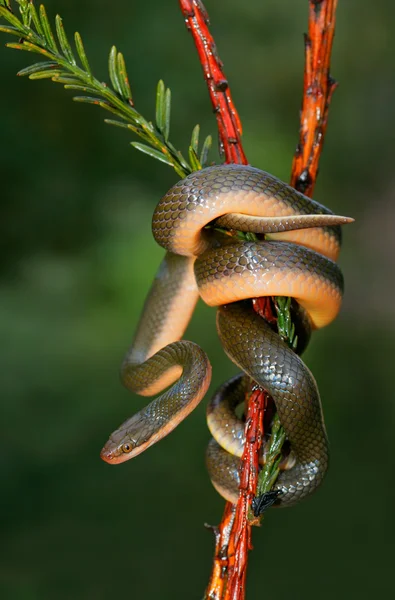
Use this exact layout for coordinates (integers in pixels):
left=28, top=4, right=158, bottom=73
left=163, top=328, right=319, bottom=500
left=101, top=164, right=352, bottom=508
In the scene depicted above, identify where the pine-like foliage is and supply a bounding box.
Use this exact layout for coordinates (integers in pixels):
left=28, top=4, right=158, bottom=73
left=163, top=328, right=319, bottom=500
left=0, top=0, right=212, bottom=177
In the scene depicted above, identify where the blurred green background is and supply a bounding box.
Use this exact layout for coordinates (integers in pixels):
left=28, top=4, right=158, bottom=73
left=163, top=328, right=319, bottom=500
left=0, top=1, right=394, bottom=598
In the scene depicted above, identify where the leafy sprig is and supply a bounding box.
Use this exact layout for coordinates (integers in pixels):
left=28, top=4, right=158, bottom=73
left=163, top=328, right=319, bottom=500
left=0, top=0, right=212, bottom=178
left=274, top=296, right=298, bottom=350
left=255, top=414, right=286, bottom=499
left=252, top=294, right=298, bottom=514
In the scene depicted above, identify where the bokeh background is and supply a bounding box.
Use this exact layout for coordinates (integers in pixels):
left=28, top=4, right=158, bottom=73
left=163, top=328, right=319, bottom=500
left=0, top=1, right=394, bottom=598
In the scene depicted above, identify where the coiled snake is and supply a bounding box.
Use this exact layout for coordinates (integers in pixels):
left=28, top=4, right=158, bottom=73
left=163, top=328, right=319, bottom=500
left=101, top=164, right=351, bottom=507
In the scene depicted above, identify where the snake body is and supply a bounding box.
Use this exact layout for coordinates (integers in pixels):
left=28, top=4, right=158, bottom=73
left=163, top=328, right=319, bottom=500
left=101, top=164, right=351, bottom=507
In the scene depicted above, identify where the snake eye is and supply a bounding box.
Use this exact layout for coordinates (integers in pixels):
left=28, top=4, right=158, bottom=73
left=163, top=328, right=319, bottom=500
left=121, top=443, right=133, bottom=454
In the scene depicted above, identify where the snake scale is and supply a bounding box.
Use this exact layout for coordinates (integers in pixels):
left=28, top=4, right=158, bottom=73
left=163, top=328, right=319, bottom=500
left=101, top=164, right=352, bottom=507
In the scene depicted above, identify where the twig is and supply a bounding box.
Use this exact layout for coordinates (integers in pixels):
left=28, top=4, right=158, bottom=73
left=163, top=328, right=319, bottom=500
left=179, top=0, right=247, bottom=164
left=291, top=0, right=338, bottom=196
left=204, top=503, right=236, bottom=599
left=180, top=1, right=339, bottom=599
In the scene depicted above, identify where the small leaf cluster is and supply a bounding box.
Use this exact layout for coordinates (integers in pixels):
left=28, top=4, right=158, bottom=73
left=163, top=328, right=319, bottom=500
left=255, top=413, right=286, bottom=500
left=189, top=123, right=212, bottom=171
left=251, top=296, right=298, bottom=516
left=0, top=0, right=212, bottom=177
left=127, top=81, right=212, bottom=177
left=274, top=296, right=298, bottom=350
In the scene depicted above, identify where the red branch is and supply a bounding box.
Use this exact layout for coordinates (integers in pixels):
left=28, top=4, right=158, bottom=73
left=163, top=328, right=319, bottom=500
left=179, top=0, right=248, bottom=165
left=291, top=0, right=338, bottom=196
left=180, top=1, right=339, bottom=599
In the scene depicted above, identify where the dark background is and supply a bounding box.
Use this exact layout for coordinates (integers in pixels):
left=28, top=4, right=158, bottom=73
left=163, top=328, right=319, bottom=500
left=0, top=1, right=394, bottom=598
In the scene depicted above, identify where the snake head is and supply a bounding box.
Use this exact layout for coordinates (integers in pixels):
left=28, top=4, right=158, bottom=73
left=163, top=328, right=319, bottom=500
left=100, top=433, right=139, bottom=464
left=100, top=413, right=155, bottom=464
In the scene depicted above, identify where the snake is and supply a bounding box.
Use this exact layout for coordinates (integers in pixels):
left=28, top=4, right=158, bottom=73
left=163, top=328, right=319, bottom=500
left=100, top=164, right=352, bottom=508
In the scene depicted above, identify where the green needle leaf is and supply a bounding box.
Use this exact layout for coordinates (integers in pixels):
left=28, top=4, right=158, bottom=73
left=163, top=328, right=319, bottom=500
left=190, top=124, right=200, bottom=154
left=17, top=60, right=59, bottom=76
left=7, top=41, right=53, bottom=58
left=131, top=142, right=174, bottom=167
left=163, top=87, right=171, bottom=141
left=29, top=69, right=61, bottom=79
left=155, top=79, right=165, bottom=132
left=73, top=96, right=121, bottom=117
left=200, top=135, right=212, bottom=167
left=0, top=25, right=24, bottom=37
left=108, top=45, right=122, bottom=96
left=55, top=15, right=76, bottom=65
left=72, top=95, right=104, bottom=105
left=104, top=119, right=131, bottom=130
left=39, top=4, right=58, bottom=53
left=104, top=120, right=145, bottom=141
left=64, top=84, right=100, bottom=94
left=188, top=146, right=202, bottom=171
left=74, top=31, right=91, bottom=76
left=52, top=76, right=83, bottom=85
left=29, top=2, right=44, bottom=37
left=116, top=52, right=132, bottom=102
